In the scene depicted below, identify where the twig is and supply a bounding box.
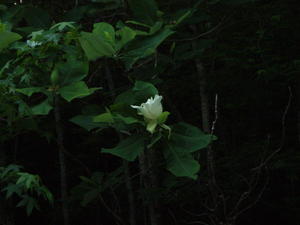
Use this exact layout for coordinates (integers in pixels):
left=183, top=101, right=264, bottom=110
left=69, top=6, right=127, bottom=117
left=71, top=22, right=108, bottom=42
left=235, top=168, right=270, bottom=218
left=253, top=86, right=292, bottom=170
left=229, top=86, right=292, bottom=219
left=61, top=149, right=91, bottom=176
left=210, top=94, right=218, bottom=136
left=171, top=16, right=228, bottom=42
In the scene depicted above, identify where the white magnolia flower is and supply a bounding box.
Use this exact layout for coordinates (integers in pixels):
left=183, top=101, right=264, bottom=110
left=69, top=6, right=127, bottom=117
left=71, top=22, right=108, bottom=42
left=26, top=40, right=42, bottom=48
left=131, top=95, right=163, bottom=120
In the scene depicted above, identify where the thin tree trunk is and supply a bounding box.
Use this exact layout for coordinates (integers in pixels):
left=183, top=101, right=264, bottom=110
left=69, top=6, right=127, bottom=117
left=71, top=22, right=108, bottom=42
left=194, top=56, right=217, bottom=203
left=191, top=25, right=218, bottom=206
left=54, top=95, right=69, bottom=225
left=194, top=58, right=210, bottom=133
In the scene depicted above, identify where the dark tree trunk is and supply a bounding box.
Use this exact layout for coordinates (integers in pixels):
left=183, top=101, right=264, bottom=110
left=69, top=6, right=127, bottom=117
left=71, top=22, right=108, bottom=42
left=54, top=95, right=69, bottom=225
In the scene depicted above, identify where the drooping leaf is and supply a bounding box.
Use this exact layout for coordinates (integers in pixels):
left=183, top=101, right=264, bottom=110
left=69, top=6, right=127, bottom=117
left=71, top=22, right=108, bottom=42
left=169, top=122, right=215, bottom=153
left=59, top=81, right=100, bottom=102
left=162, top=123, right=215, bottom=179
left=102, top=135, right=146, bottom=161
left=2, top=184, right=22, bottom=198
left=122, top=28, right=175, bottom=69
left=164, top=144, right=200, bottom=179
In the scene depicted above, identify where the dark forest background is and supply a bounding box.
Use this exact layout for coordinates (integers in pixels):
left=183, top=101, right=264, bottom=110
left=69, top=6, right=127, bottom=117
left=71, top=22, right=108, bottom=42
left=0, top=0, right=299, bottom=225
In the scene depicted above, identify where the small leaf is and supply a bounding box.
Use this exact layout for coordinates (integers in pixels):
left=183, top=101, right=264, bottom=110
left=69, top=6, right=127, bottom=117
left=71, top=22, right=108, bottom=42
left=157, top=111, right=170, bottom=124
left=122, top=28, right=174, bottom=69
left=146, top=120, right=157, bottom=133
left=50, top=22, right=76, bottom=31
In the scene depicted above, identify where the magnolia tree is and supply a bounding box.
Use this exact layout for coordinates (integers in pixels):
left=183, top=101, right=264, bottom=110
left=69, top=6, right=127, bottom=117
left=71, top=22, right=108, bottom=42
left=0, top=16, right=215, bottom=223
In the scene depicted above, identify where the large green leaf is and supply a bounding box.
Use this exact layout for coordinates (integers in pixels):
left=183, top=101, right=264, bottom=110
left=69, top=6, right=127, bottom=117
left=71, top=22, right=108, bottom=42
left=93, top=22, right=116, bottom=46
left=0, top=30, right=22, bottom=50
left=59, top=81, right=99, bottom=102
left=114, top=90, right=136, bottom=105
left=164, top=144, right=200, bottom=180
left=31, top=100, right=53, bottom=115
left=114, top=80, right=158, bottom=105
left=169, top=122, right=214, bottom=153
left=79, top=31, right=116, bottom=61
left=132, top=80, right=158, bottom=102
left=102, top=135, right=146, bottom=161
left=162, top=122, right=215, bottom=179
left=122, top=28, right=175, bottom=69
left=55, top=57, right=89, bottom=85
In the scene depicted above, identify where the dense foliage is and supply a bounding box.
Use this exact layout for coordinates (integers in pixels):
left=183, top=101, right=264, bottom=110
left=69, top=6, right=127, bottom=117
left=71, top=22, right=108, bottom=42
left=0, top=0, right=299, bottom=225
